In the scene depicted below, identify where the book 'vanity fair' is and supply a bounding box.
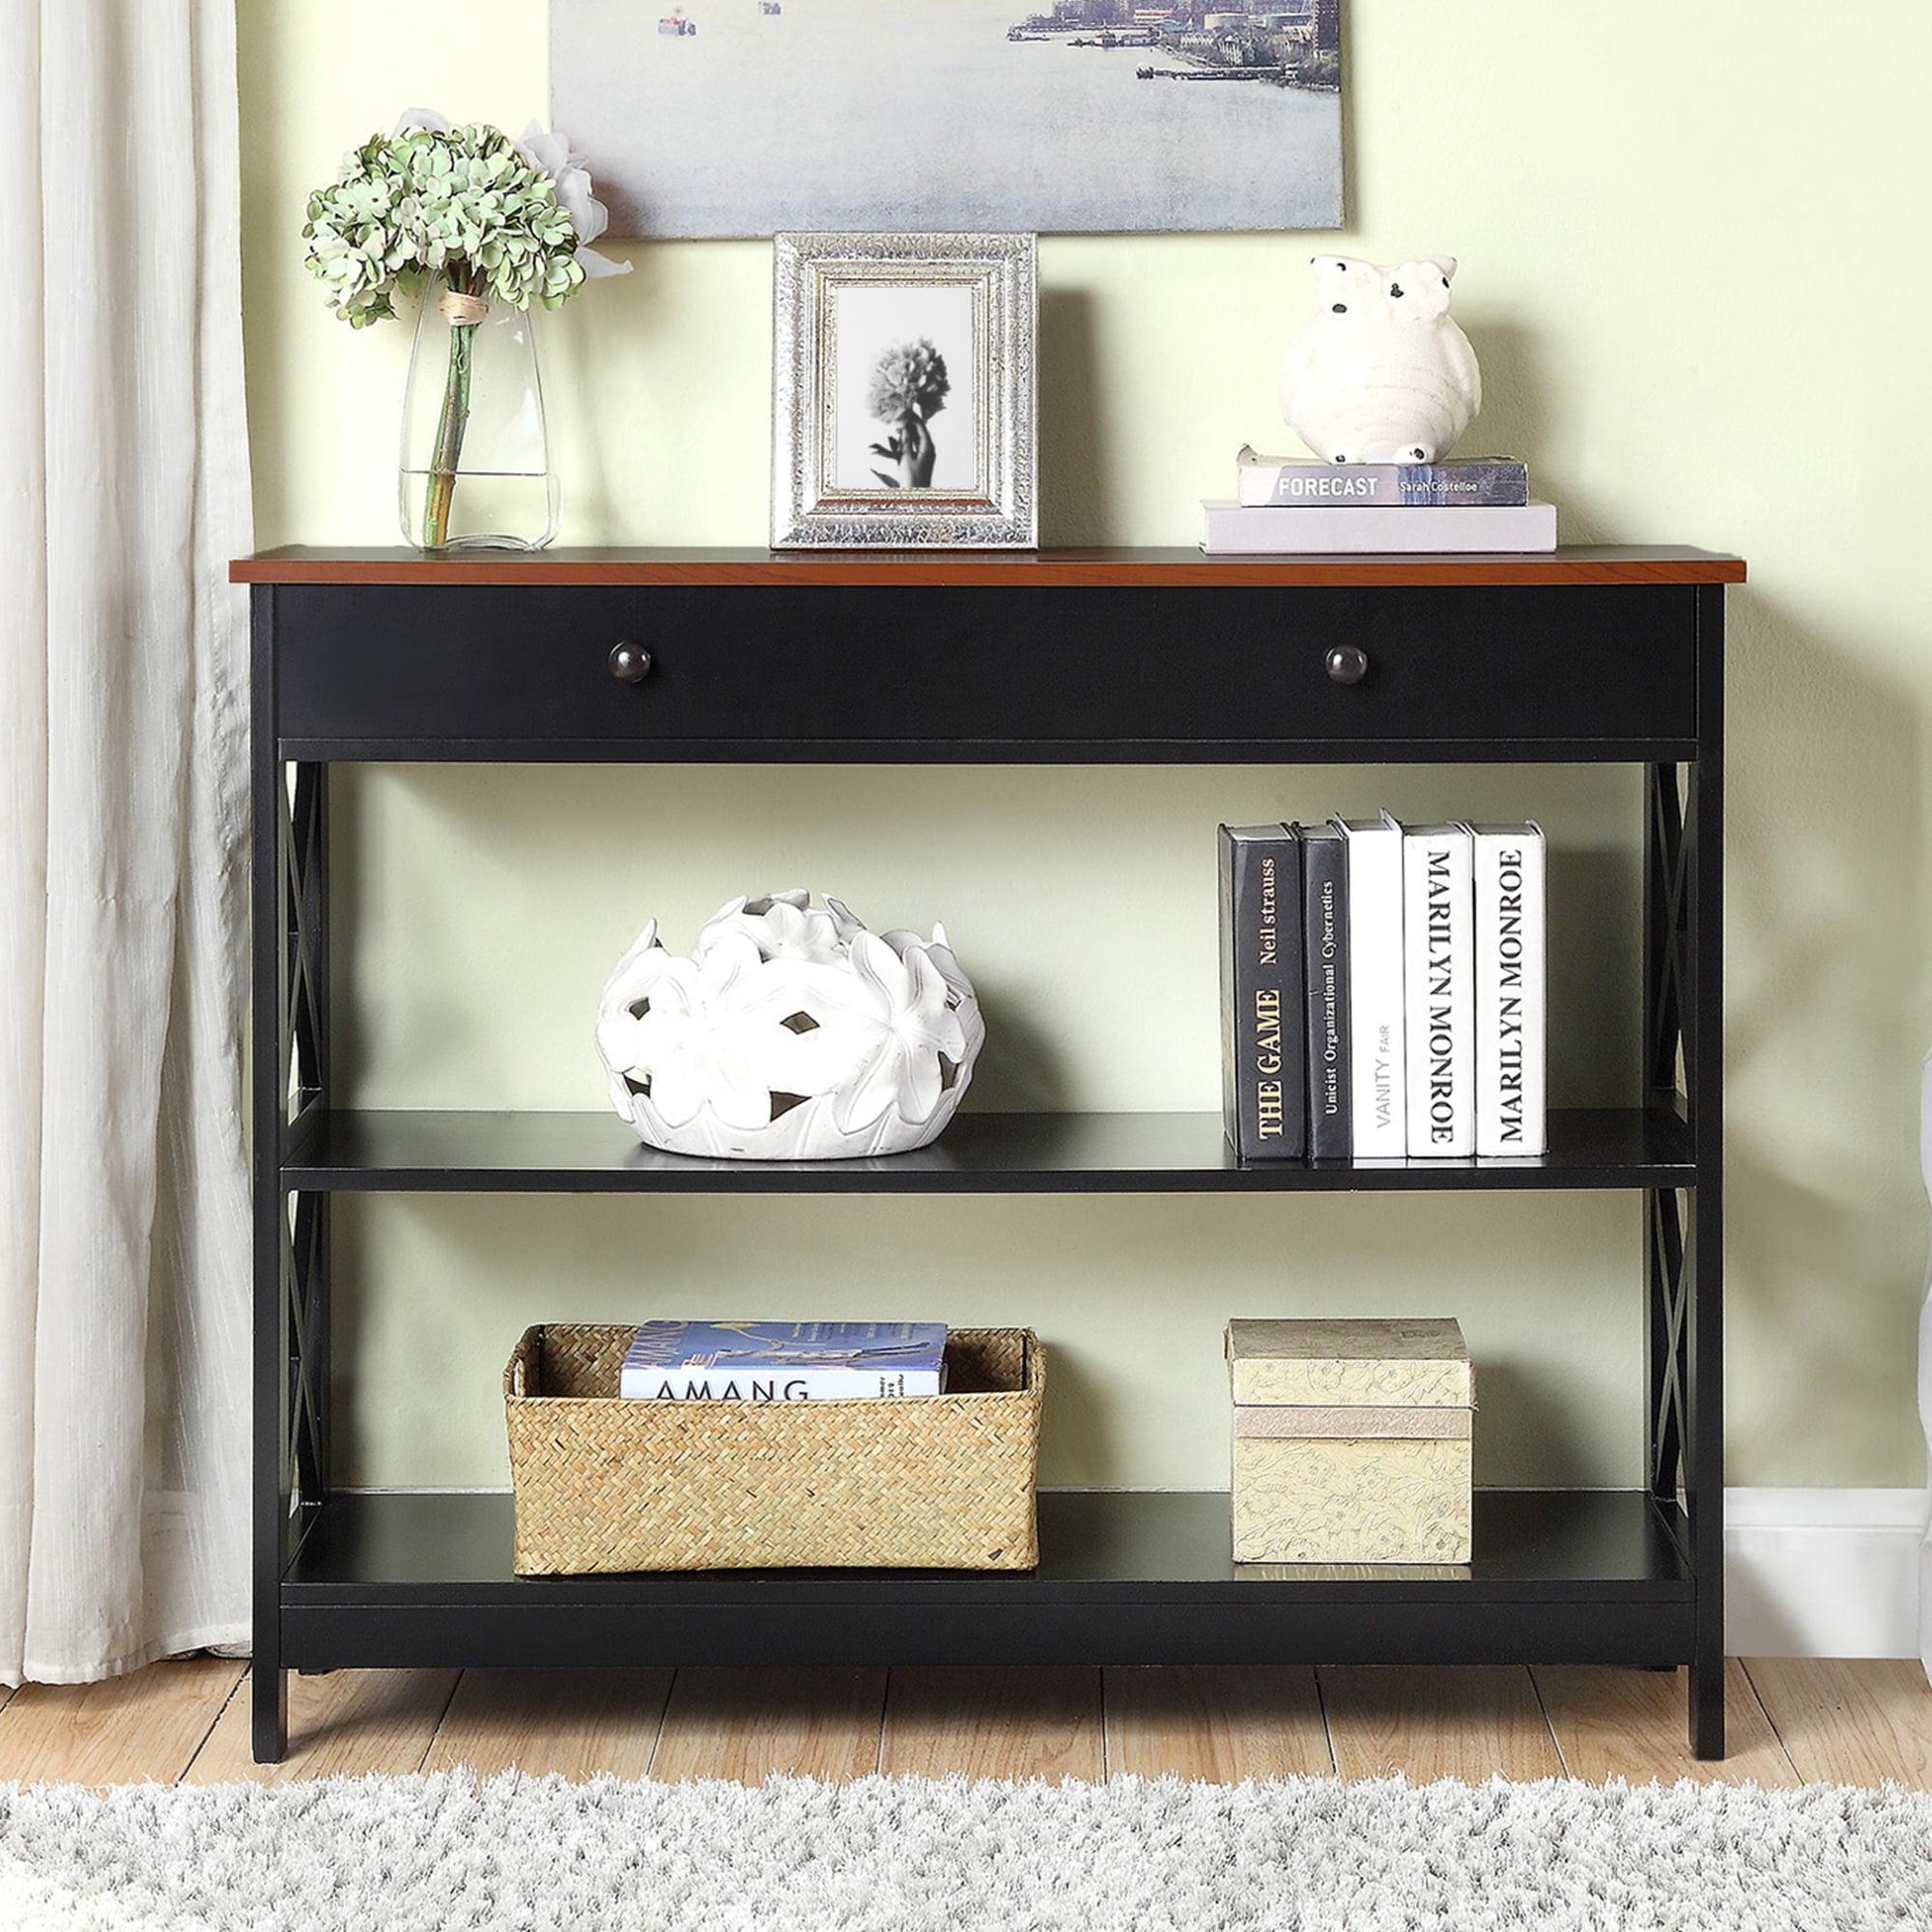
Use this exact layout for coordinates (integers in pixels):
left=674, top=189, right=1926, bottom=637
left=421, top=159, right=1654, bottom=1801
left=1335, top=814, right=1406, bottom=1157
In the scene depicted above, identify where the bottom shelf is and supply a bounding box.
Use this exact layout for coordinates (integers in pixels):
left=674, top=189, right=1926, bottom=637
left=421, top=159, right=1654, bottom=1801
left=280, top=1490, right=1697, bottom=1673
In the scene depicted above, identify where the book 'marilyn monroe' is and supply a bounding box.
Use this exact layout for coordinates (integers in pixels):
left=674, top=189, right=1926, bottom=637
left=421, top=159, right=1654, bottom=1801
left=1403, top=824, right=1474, bottom=1157
left=1472, top=823, right=1548, bottom=1156
left=1219, top=823, right=1304, bottom=1159
left=619, top=1321, right=948, bottom=1401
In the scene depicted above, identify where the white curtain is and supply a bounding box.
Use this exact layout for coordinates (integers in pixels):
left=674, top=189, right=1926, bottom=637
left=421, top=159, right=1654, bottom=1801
left=0, top=1, right=252, bottom=1684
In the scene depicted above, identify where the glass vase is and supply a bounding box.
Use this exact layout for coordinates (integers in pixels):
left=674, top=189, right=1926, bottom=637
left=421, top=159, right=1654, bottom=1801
left=399, top=276, right=560, bottom=552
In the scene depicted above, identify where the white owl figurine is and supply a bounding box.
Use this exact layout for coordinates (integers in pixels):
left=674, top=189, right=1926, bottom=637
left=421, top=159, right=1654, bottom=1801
left=1279, top=255, right=1482, bottom=466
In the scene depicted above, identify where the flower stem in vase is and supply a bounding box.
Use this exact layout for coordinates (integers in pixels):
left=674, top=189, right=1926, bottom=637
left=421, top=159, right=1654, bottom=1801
left=423, top=278, right=482, bottom=550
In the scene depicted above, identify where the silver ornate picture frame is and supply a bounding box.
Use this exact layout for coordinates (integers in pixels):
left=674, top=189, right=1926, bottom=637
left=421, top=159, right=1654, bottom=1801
left=772, top=233, right=1037, bottom=551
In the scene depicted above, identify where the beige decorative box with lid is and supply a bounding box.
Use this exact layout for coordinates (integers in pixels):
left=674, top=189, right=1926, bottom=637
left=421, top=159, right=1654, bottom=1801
left=1228, top=1317, right=1473, bottom=1564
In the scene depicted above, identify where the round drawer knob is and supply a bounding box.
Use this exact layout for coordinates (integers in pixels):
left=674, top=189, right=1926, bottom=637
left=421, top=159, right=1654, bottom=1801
left=609, top=640, right=653, bottom=685
left=1325, top=643, right=1370, bottom=686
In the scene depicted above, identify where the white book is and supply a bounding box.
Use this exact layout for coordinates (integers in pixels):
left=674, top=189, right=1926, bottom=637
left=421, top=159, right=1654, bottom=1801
left=1200, top=499, right=1557, bottom=555
left=1403, top=824, right=1475, bottom=1157
left=1334, top=813, right=1406, bottom=1156
left=1472, top=823, right=1548, bottom=1157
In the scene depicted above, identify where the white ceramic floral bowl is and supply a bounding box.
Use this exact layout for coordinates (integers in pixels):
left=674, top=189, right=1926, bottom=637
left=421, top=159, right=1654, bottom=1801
left=594, top=891, right=984, bottom=1160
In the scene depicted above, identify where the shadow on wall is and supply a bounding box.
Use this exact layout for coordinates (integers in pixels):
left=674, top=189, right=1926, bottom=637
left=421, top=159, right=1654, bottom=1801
left=1033, top=1338, right=1120, bottom=1493
left=1721, top=586, right=1928, bottom=1486
left=327, top=1188, right=1637, bottom=1493
left=1460, top=320, right=1555, bottom=495
left=1037, top=286, right=1109, bottom=548
left=325, top=769, right=474, bottom=1105
left=549, top=270, right=645, bottom=545
left=1472, top=1357, right=1590, bottom=1492
left=1548, top=834, right=1640, bottom=1108
left=329, top=758, right=1643, bottom=1118
left=971, top=994, right=1068, bottom=1116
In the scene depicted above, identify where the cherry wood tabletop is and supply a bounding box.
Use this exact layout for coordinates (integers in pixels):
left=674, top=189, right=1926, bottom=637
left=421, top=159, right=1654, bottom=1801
left=232, top=545, right=1747, bottom=589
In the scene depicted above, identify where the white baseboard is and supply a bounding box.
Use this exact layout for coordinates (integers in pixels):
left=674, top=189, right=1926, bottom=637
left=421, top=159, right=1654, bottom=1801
left=1726, top=1488, right=1925, bottom=1659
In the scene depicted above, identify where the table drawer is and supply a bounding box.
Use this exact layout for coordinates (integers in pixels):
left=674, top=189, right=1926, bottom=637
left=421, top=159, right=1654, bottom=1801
left=270, top=582, right=1699, bottom=757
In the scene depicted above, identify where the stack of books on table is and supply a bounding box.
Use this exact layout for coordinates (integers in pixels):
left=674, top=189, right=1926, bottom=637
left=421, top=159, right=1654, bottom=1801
left=618, top=1320, right=948, bottom=1401
left=1218, top=817, right=1546, bottom=1162
left=1201, top=447, right=1557, bottom=554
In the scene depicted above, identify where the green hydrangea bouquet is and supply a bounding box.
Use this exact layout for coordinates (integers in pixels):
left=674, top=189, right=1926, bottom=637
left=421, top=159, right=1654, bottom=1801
left=303, top=111, right=627, bottom=548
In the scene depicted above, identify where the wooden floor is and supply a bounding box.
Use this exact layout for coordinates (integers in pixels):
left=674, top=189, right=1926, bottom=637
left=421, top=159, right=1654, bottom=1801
left=2, top=1660, right=1929, bottom=1788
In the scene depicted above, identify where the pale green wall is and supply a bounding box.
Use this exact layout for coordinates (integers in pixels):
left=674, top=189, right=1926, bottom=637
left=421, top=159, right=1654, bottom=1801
left=238, top=1, right=1931, bottom=1492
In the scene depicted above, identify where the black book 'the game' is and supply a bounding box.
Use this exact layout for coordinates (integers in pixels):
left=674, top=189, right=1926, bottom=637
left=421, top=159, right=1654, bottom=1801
left=1299, top=822, right=1351, bottom=1159
left=1219, top=823, right=1305, bottom=1159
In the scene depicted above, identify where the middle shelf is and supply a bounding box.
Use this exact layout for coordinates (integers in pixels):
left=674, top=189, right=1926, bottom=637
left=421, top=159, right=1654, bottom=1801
left=281, top=1104, right=1695, bottom=1194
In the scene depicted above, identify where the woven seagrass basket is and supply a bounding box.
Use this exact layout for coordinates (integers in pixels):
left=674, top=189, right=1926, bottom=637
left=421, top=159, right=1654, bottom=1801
left=503, top=1323, right=1043, bottom=1575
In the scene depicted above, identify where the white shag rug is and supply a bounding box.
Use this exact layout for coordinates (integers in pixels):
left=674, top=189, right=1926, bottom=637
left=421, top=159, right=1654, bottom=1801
left=4, top=1771, right=1931, bottom=1931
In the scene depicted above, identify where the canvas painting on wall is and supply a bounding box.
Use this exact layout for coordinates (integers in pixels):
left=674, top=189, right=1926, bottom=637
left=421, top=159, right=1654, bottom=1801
left=551, top=0, right=1343, bottom=238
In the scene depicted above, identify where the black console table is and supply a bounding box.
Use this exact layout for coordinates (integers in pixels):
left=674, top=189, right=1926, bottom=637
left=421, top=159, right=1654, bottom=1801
left=236, top=544, right=1743, bottom=1763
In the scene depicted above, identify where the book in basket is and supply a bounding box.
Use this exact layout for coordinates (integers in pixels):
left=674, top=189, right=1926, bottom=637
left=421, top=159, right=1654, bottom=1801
left=619, top=1320, right=948, bottom=1401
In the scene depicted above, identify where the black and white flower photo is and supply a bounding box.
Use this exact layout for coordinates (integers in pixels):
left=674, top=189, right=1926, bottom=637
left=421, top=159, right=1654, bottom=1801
left=865, top=339, right=950, bottom=489
left=831, top=281, right=979, bottom=493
